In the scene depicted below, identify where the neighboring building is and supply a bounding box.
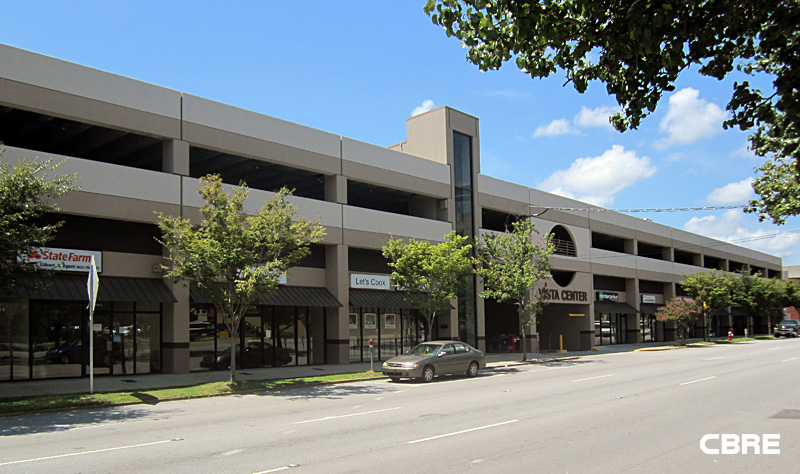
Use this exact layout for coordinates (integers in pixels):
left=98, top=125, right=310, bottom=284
left=0, top=44, right=783, bottom=384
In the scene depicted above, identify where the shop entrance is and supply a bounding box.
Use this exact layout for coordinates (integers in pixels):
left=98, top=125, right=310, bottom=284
left=348, top=308, right=423, bottom=362
left=595, top=313, right=628, bottom=345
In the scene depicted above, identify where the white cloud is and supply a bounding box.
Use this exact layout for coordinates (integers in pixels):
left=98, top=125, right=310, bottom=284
left=684, top=210, right=800, bottom=259
left=706, top=178, right=755, bottom=204
left=411, top=99, right=436, bottom=116
left=729, top=141, right=759, bottom=159
left=657, top=88, right=727, bottom=147
left=573, top=105, right=619, bottom=129
left=533, top=118, right=578, bottom=137
left=538, top=145, right=657, bottom=207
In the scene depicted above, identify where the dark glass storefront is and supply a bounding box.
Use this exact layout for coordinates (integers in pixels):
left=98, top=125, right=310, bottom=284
left=0, top=298, right=163, bottom=381
left=348, top=307, right=425, bottom=362
left=189, top=303, right=329, bottom=371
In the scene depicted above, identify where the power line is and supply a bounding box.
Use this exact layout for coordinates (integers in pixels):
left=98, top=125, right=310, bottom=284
left=530, top=204, right=746, bottom=214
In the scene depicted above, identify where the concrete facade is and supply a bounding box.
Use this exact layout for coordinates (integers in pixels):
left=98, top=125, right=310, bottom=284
left=0, top=44, right=784, bottom=382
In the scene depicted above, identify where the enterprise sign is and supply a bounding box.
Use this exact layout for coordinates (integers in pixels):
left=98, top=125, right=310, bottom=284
left=18, top=247, right=103, bottom=273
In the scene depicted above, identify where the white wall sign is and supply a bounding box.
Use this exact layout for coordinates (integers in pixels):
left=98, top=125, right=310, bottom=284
left=18, top=247, right=103, bottom=273
left=642, top=294, right=657, bottom=303
left=350, top=274, right=391, bottom=290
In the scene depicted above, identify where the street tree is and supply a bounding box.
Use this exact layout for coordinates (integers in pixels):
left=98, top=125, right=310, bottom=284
left=424, top=0, right=800, bottom=224
left=729, top=271, right=785, bottom=330
left=474, top=219, right=554, bottom=361
left=656, top=299, right=702, bottom=344
left=157, top=175, right=325, bottom=383
left=778, top=278, right=800, bottom=310
left=0, top=147, right=77, bottom=291
left=679, top=270, right=737, bottom=313
left=382, top=231, right=473, bottom=342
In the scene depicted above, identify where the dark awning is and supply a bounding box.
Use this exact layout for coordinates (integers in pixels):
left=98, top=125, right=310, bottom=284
left=6, top=274, right=177, bottom=302
left=595, top=301, right=639, bottom=314
left=349, top=289, right=415, bottom=309
left=731, top=307, right=748, bottom=317
left=190, top=285, right=342, bottom=308
left=639, top=303, right=664, bottom=315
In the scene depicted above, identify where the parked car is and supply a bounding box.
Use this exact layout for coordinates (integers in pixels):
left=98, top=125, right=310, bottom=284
left=190, top=321, right=217, bottom=340
left=200, top=342, right=292, bottom=369
left=45, top=339, right=109, bottom=365
left=774, top=320, right=799, bottom=338
left=381, top=340, right=486, bottom=382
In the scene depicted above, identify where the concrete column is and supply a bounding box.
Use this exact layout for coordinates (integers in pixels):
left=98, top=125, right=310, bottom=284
left=326, top=244, right=350, bottom=364
left=626, top=278, right=641, bottom=343
left=160, top=139, right=191, bottom=374
left=163, top=139, right=190, bottom=175
left=161, top=281, right=190, bottom=374
left=325, top=175, right=347, bottom=204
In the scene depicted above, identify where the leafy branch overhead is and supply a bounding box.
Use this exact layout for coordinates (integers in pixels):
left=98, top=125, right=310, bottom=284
left=424, top=0, right=800, bottom=224
left=0, top=148, right=77, bottom=290
left=156, top=175, right=325, bottom=382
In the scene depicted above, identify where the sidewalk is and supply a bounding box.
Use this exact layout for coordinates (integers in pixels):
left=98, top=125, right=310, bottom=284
left=0, top=341, right=692, bottom=399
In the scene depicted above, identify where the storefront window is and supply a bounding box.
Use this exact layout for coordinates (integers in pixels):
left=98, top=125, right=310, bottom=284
left=0, top=301, right=30, bottom=380
left=349, top=311, right=360, bottom=362
left=137, top=312, right=160, bottom=373
left=31, top=301, right=85, bottom=379
left=113, top=312, right=135, bottom=375
left=275, top=306, right=296, bottom=366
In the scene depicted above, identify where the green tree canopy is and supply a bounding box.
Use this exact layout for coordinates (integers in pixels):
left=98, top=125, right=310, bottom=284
left=382, top=231, right=473, bottom=341
left=679, top=270, right=737, bottom=313
left=0, top=148, right=77, bottom=291
left=424, top=0, right=800, bottom=224
left=729, top=271, right=785, bottom=320
left=475, top=219, right=554, bottom=360
left=157, top=175, right=325, bottom=382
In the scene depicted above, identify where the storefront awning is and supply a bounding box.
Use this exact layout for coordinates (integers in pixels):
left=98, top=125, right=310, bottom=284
left=639, top=303, right=664, bottom=315
left=349, top=289, right=416, bottom=309
left=190, top=285, right=342, bottom=308
left=6, top=274, right=177, bottom=302
left=595, top=301, right=639, bottom=314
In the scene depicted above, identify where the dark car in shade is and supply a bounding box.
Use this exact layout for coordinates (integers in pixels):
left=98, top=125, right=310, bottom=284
left=200, top=342, right=293, bottom=369
left=381, top=340, right=486, bottom=382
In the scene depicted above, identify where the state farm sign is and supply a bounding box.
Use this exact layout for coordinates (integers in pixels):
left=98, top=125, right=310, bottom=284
left=18, top=247, right=103, bottom=273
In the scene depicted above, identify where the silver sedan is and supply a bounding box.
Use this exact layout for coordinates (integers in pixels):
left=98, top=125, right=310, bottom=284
left=381, top=340, right=486, bottom=382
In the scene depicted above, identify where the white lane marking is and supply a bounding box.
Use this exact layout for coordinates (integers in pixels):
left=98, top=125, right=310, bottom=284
left=571, top=374, right=615, bottom=383
left=296, top=407, right=401, bottom=424
left=704, top=357, right=723, bottom=360
left=252, top=464, right=299, bottom=473
left=680, top=376, right=717, bottom=386
left=781, top=357, right=799, bottom=363
left=767, top=347, right=783, bottom=351
left=222, top=449, right=243, bottom=456
left=0, top=439, right=178, bottom=467
left=408, top=419, right=519, bottom=444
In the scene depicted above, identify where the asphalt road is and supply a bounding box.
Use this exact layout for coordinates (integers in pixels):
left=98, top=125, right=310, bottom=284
left=2, top=339, right=799, bottom=473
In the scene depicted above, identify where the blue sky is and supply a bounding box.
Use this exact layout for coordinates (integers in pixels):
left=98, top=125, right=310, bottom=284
left=3, top=1, right=798, bottom=266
